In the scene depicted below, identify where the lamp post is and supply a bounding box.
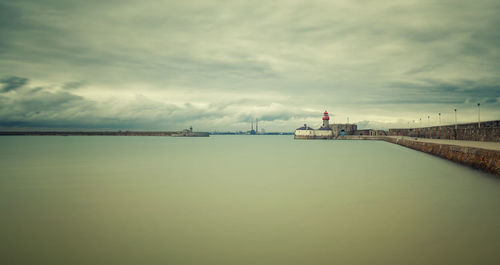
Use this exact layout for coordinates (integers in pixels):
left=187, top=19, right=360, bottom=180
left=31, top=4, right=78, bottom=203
left=438, top=113, right=441, bottom=126
left=427, top=115, right=430, bottom=127
left=477, top=103, right=480, bottom=128
left=412, top=120, right=415, bottom=137
left=419, top=118, right=422, bottom=127
left=454, top=109, right=457, bottom=129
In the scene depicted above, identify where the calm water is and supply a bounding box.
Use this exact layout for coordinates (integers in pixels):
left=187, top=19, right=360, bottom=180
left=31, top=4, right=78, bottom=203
left=1, top=136, right=500, bottom=265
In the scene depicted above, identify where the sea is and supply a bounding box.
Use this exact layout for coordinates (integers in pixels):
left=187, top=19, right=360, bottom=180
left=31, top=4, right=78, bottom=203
left=1, top=135, right=499, bottom=265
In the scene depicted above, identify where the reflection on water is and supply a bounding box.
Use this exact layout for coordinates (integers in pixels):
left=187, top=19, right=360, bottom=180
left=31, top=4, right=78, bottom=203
left=1, top=136, right=499, bottom=265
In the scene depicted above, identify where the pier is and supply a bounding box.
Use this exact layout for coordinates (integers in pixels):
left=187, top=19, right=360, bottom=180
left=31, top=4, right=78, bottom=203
left=337, top=135, right=500, bottom=176
left=295, top=111, right=499, bottom=175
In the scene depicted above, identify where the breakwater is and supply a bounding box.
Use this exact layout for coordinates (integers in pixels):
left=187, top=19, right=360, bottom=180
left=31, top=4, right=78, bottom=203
left=389, top=120, right=500, bottom=142
left=337, top=135, right=500, bottom=176
left=385, top=137, right=499, bottom=176
left=0, top=131, right=210, bottom=137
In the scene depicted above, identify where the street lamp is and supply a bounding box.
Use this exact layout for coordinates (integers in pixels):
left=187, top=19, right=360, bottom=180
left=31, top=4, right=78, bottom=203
left=454, top=109, right=457, bottom=129
left=477, top=103, right=481, bottom=128
left=419, top=118, right=422, bottom=127
left=438, top=113, right=441, bottom=126
left=427, top=115, right=430, bottom=127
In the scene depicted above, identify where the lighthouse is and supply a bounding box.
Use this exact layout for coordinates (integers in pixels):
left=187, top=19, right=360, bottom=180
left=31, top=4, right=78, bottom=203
left=322, top=110, right=330, bottom=128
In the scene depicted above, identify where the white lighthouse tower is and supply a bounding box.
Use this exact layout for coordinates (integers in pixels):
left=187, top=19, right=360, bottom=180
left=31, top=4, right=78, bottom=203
left=322, top=110, right=330, bottom=128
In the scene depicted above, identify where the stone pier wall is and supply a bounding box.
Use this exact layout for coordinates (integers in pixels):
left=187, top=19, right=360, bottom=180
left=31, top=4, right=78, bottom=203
left=335, top=135, right=388, bottom=140
left=335, top=135, right=500, bottom=175
left=389, top=120, right=500, bottom=142
left=384, top=137, right=500, bottom=176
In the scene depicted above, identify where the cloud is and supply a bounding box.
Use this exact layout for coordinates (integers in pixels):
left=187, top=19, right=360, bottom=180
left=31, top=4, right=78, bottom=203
left=0, top=79, right=320, bottom=131
left=381, top=78, right=500, bottom=105
left=62, top=81, right=85, bottom=90
left=0, top=76, right=28, bottom=92
left=0, top=0, right=499, bottom=130
left=485, top=98, right=498, bottom=104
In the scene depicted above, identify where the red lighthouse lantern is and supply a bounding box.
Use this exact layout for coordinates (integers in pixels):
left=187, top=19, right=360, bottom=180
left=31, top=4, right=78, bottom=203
left=323, top=110, right=329, bottom=120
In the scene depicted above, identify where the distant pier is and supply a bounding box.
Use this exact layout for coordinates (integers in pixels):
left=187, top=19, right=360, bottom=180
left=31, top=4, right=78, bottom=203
left=0, top=130, right=209, bottom=137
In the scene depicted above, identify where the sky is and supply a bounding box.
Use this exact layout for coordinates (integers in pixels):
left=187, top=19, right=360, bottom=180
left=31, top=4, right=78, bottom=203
left=1, top=0, right=499, bottom=131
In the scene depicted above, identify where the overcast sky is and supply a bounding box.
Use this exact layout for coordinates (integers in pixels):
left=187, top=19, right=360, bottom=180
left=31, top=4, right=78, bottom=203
left=1, top=0, right=499, bottom=131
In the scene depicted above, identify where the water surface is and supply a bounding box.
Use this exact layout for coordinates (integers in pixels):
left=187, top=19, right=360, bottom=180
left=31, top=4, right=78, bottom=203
left=1, top=136, right=499, bottom=265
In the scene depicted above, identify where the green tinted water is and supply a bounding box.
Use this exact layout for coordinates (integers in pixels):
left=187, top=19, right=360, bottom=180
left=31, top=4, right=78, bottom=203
left=1, top=136, right=499, bottom=265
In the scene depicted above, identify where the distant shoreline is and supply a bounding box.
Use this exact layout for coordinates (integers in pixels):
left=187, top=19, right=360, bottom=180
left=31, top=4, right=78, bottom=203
left=0, top=131, right=209, bottom=137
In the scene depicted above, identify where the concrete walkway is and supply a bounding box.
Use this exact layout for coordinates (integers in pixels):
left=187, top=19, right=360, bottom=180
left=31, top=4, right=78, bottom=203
left=387, top=136, right=500, bottom=151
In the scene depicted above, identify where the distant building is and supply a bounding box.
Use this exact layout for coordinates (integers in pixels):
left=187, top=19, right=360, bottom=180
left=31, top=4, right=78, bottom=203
left=354, top=129, right=387, bottom=136
left=249, top=120, right=256, bottom=134
left=331, top=123, right=357, bottom=137
left=295, top=110, right=357, bottom=139
left=294, top=124, right=318, bottom=138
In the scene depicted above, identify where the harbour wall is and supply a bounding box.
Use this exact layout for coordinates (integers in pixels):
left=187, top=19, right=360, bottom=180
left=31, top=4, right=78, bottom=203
left=337, top=136, right=500, bottom=176
left=385, top=137, right=500, bottom=176
left=389, top=120, right=500, bottom=142
left=335, top=135, right=388, bottom=140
